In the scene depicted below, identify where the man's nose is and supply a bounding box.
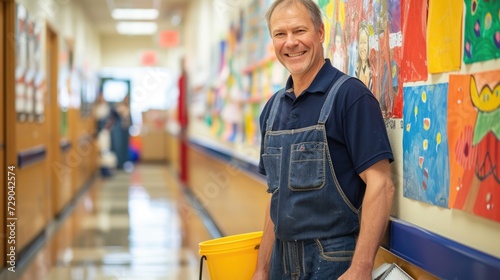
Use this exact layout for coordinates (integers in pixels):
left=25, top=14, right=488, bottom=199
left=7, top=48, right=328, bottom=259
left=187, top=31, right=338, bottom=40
left=284, top=34, right=298, bottom=46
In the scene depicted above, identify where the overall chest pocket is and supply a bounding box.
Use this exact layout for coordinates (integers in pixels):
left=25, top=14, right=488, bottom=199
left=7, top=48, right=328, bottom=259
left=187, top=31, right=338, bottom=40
left=289, top=142, right=325, bottom=191
left=262, top=146, right=282, bottom=193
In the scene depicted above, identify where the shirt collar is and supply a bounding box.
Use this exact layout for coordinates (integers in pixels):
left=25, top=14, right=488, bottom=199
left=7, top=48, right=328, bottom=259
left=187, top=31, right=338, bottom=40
left=285, top=59, right=338, bottom=95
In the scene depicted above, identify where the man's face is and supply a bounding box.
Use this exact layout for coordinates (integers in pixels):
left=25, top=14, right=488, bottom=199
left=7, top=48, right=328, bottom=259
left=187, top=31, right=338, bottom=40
left=269, top=3, right=324, bottom=77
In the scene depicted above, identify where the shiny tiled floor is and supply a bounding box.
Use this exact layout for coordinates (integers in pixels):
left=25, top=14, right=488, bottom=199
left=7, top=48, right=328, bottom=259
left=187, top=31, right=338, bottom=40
left=12, top=164, right=212, bottom=280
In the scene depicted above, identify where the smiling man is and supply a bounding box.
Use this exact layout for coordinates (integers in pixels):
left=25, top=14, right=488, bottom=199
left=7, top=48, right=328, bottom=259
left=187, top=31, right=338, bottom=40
left=253, top=1, right=395, bottom=279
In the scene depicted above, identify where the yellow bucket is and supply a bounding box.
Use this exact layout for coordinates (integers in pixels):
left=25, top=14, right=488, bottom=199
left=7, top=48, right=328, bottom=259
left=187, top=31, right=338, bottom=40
left=199, top=231, right=263, bottom=280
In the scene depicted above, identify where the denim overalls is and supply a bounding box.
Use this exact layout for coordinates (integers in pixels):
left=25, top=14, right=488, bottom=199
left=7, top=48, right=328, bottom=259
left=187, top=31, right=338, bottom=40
left=262, top=75, right=360, bottom=279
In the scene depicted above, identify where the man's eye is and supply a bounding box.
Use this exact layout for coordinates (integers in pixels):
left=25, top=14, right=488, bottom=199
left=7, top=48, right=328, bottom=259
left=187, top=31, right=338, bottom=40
left=274, top=33, right=285, bottom=37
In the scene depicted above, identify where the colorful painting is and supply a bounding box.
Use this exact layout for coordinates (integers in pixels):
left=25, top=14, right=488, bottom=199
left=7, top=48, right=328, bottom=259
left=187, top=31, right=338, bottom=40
left=403, top=83, right=450, bottom=207
left=320, top=0, right=403, bottom=119
left=463, top=0, right=500, bottom=64
left=15, top=4, right=28, bottom=121
left=245, top=0, right=272, bottom=66
left=401, top=0, right=428, bottom=82
left=58, top=39, right=71, bottom=136
left=427, top=0, right=463, bottom=73
left=448, top=70, right=500, bottom=222
left=32, top=18, right=45, bottom=122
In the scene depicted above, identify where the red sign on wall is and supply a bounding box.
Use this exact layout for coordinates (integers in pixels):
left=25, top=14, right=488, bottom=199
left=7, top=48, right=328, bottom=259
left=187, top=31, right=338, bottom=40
left=141, top=50, right=158, bottom=66
left=159, top=30, right=180, bottom=48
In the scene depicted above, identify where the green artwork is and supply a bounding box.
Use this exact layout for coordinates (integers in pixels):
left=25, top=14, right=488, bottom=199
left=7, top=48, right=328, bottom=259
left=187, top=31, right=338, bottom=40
left=463, top=0, right=500, bottom=63
left=318, top=0, right=330, bottom=9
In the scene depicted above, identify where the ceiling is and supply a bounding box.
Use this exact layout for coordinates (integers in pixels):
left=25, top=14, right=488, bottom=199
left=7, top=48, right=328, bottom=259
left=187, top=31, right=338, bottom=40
left=76, top=0, right=188, bottom=35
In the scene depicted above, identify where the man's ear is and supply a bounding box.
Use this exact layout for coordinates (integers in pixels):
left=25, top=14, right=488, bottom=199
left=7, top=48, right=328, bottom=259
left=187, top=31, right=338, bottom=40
left=319, top=24, right=325, bottom=43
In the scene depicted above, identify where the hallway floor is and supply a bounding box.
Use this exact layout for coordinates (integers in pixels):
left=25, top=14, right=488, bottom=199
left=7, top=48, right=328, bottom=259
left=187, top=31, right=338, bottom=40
left=11, top=164, right=213, bottom=280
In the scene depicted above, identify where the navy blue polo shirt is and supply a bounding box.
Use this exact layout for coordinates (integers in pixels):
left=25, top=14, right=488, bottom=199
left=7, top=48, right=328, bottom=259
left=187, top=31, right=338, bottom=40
left=258, top=59, right=394, bottom=209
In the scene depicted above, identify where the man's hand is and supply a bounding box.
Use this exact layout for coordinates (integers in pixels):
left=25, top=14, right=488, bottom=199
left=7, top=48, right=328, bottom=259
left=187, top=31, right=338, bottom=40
left=338, top=264, right=373, bottom=280
left=252, top=270, right=269, bottom=280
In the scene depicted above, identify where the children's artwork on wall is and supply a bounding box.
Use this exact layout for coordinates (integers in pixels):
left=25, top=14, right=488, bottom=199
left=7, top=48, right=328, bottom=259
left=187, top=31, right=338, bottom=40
left=427, top=0, right=462, bottom=73
left=34, top=70, right=46, bottom=122
left=69, top=66, right=82, bottom=108
left=403, top=83, right=450, bottom=208
left=322, top=0, right=346, bottom=73
left=33, top=18, right=45, bottom=122
left=270, top=59, right=287, bottom=94
left=448, top=70, right=500, bottom=222
left=320, top=0, right=403, bottom=119
left=25, top=15, right=36, bottom=121
left=401, top=0, right=428, bottom=82
left=58, top=39, right=73, bottom=137
left=207, top=22, right=247, bottom=143
left=245, top=0, right=271, bottom=66
left=206, top=40, right=226, bottom=139
left=80, top=72, right=97, bottom=118
left=463, top=0, right=500, bottom=64
left=15, top=4, right=28, bottom=121
left=220, top=63, right=243, bottom=143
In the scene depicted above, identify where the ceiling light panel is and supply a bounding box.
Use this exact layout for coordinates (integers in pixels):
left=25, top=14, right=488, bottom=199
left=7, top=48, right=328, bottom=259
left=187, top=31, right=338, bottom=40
left=112, top=8, right=159, bottom=20
left=116, top=21, right=158, bottom=35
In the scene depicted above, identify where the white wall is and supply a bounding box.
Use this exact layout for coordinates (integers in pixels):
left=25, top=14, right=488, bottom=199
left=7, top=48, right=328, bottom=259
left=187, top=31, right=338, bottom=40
left=182, top=0, right=214, bottom=88
left=100, top=34, right=183, bottom=70
left=100, top=34, right=155, bottom=67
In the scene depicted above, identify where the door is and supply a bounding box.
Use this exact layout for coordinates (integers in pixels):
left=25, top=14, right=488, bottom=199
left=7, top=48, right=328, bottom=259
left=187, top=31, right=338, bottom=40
left=1, top=0, right=6, bottom=270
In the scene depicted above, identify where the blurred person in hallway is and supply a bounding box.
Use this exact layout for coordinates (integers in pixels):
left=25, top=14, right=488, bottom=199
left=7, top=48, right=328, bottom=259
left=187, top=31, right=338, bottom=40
left=93, top=93, right=118, bottom=176
left=253, top=0, right=395, bottom=279
left=94, top=93, right=111, bottom=133
left=110, top=95, right=131, bottom=169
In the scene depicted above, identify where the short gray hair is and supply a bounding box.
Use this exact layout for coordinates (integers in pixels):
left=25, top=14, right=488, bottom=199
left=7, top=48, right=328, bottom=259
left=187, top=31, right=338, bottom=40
left=265, top=0, right=323, bottom=33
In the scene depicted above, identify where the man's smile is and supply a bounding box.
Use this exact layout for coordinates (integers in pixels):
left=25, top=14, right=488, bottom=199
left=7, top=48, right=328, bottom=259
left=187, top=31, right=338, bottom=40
left=286, top=51, right=306, bottom=57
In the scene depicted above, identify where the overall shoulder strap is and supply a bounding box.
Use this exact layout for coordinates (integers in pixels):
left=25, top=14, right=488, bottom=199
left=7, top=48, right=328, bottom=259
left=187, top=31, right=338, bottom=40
left=265, top=88, right=287, bottom=131
left=318, top=74, right=352, bottom=125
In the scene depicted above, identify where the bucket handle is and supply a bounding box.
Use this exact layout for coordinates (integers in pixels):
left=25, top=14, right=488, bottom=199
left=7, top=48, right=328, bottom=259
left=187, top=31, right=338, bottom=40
left=199, top=255, right=207, bottom=280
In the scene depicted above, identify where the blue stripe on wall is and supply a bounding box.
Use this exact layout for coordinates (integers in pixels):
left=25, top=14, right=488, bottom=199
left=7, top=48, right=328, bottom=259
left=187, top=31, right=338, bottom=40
left=390, top=218, right=500, bottom=279
left=60, top=139, right=72, bottom=153
left=18, top=145, right=47, bottom=169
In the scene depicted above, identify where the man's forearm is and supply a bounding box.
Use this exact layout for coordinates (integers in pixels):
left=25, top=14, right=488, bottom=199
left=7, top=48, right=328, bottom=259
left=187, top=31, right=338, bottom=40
left=352, top=161, right=395, bottom=272
left=352, top=182, right=393, bottom=270
left=253, top=198, right=275, bottom=279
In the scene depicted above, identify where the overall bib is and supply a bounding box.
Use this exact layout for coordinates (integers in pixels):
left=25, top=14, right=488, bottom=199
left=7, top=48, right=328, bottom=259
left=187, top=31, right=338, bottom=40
left=262, top=75, right=361, bottom=279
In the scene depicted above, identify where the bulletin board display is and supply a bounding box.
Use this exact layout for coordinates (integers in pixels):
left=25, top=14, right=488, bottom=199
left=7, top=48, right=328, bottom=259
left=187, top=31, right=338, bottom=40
left=15, top=3, right=46, bottom=123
